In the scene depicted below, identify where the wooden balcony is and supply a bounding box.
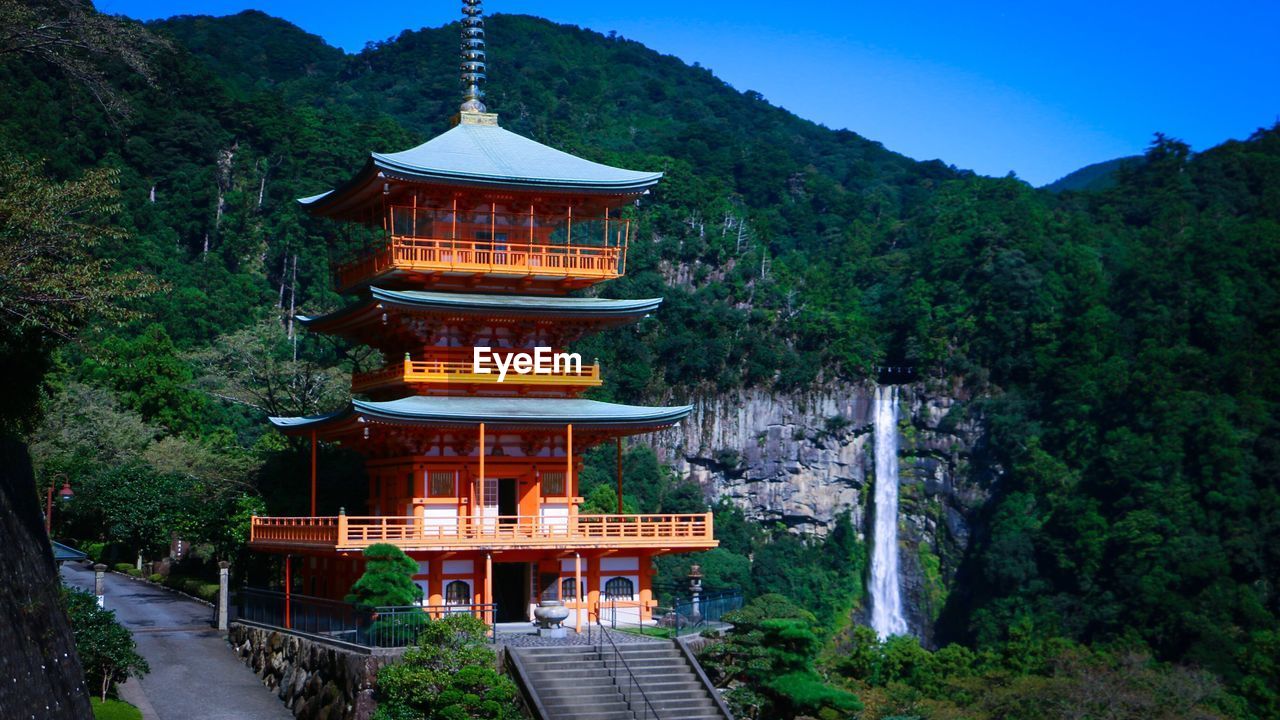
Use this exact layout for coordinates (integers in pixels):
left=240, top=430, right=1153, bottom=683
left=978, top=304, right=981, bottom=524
left=336, top=206, right=630, bottom=292
left=351, top=356, right=602, bottom=395
left=249, top=513, right=716, bottom=553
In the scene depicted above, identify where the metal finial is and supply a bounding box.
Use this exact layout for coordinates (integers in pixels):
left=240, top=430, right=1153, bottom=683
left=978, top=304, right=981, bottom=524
left=460, top=0, right=487, bottom=113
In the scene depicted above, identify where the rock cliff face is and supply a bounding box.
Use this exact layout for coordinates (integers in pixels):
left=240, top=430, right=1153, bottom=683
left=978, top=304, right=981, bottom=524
left=647, top=381, right=994, bottom=645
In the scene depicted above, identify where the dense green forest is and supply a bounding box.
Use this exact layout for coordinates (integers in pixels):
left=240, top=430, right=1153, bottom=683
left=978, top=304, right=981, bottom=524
left=2, top=2, right=1278, bottom=718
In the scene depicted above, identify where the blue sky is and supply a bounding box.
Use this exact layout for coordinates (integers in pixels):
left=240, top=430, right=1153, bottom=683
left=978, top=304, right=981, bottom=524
left=97, top=0, right=1280, bottom=186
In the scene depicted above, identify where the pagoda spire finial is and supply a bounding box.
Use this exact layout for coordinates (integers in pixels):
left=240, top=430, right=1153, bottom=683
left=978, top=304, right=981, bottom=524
left=460, top=0, right=487, bottom=113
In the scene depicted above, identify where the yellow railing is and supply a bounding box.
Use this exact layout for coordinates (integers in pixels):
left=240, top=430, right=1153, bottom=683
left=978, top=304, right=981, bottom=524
left=249, top=512, right=715, bottom=551
left=351, top=357, right=602, bottom=393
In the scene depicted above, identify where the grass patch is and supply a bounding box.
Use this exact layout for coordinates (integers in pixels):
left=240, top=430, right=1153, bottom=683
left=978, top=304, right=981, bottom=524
left=613, top=625, right=676, bottom=639
left=91, top=698, right=142, bottom=720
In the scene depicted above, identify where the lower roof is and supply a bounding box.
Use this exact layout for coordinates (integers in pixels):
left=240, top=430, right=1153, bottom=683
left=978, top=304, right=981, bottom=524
left=271, top=396, right=692, bottom=433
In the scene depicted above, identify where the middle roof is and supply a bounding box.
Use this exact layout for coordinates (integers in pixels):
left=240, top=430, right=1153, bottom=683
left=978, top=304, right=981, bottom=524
left=299, top=287, right=662, bottom=348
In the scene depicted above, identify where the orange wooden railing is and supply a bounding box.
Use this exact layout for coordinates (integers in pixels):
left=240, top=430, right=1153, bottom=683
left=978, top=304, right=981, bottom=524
left=336, top=208, right=631, bottom=291
left=249, top=512, right=714, bottom=550
left=351, top=356, right=602, bottom=393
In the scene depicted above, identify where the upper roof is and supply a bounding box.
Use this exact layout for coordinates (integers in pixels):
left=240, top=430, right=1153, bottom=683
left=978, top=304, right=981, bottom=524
left=299, top=122, right=663, bottom=215
left=271, top=396, right=692, bottom=433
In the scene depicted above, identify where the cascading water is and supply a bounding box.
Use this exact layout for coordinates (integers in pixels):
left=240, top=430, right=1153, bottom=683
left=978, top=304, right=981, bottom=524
left=869, top=385, right=908, bottom=639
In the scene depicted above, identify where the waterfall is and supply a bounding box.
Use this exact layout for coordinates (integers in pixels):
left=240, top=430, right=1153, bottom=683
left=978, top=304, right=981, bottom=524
left=869, top=385, right=908, bottom=639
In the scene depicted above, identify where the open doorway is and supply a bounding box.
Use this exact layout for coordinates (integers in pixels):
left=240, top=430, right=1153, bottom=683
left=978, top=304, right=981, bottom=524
left=493, top=562, right=529, bottom=622
left=498, top=478, right=518, bottom=523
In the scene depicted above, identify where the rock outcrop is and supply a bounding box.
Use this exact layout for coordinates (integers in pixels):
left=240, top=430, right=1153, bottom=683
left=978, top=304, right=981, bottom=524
left=648, top=380, right=995, bottom=645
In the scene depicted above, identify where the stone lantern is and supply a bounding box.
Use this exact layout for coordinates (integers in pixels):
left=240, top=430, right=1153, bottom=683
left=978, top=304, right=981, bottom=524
left=688, top=564, right=704, bottom=622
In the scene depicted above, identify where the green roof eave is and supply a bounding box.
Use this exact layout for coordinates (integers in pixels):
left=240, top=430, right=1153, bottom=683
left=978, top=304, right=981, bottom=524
left=270, top=396, right=692, bottom=431
left=297, top=288, right=663, bottom=329
left=296, top=123, right=662, bottom=213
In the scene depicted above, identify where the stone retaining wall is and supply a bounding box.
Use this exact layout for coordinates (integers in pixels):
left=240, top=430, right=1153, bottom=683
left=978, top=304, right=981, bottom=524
left=228, top=622, right=403, bottom=720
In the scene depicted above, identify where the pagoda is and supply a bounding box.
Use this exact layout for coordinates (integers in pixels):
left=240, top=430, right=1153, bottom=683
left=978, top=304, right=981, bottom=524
left=248, top=0, right=716, bottom=631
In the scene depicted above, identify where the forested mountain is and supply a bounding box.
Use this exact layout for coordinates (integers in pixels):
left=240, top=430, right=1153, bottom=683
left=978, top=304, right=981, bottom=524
left=3, top=4, right=1278, bottom=719
left=1042, top=155, right=1141, bottom=193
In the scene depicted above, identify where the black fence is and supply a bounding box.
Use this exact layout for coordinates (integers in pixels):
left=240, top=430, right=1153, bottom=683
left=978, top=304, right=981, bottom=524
left=235, top=588, right=495, bottom=648
left=599, top=591, right=744, bottom=637
left=664, top=591, right=743, bottom=637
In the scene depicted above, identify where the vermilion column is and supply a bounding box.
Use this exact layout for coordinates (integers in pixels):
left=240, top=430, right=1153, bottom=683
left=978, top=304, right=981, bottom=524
left=574, top=552, right=583, bottom=634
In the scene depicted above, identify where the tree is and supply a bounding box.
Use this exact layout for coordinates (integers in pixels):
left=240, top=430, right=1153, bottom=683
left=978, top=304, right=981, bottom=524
left=0, top=157, right=158, bottom=427
left=373, top=614, right=519, bottom=720
left=84, top=325, right=205, bottom=435
left=701, top=594, right=861, bottom=719
left=62, top=586, right=149, bottom=702
left=188, top=317, right=349, bottom=418
left=0, top=0, right=167, bottom=119
left=346, top=543, right=421, bottom=608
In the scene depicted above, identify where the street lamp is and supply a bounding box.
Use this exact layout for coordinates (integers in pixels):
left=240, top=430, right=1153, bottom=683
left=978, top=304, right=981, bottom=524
left=44, top=478, right=73, bottom=535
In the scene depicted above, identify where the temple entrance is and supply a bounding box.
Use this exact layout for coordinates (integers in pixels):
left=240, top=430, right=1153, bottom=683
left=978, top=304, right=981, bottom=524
left=493, top=562, right=529, bottom=622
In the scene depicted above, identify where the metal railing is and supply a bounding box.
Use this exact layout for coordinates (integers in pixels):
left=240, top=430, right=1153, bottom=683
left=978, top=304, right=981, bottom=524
left=250, top=512, right=715, bottom=551
left=667, top=592, right=743, bottom=637
left=594, top=610, right=660, bottom=720
left=235, top=588, right=495, bottom=648
left=598, top=591, right=743, bottom=638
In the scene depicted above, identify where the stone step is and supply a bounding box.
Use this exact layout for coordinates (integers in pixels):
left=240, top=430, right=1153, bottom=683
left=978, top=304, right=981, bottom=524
left=525, top=661, right=609, bottom=675
left=619, top=666, right=701, bottom=676
left=542, top=710, right=636, bottom=720
left=516, top=644, right=599, bottom=653
left=607, top=655, right=684, bottom=668
left=615, top=645, right=681, bottom=654
left=531, top=677, right=619, bottom=691
left=540, top=696, right=629, bottom=712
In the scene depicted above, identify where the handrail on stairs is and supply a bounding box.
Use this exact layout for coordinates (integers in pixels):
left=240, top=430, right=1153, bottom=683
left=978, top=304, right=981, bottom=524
left=594, top=600, right=660, bottom=720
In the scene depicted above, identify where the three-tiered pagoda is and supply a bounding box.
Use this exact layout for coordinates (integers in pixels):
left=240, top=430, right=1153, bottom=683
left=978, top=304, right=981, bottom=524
left=247, top=0, right=716, bottom=630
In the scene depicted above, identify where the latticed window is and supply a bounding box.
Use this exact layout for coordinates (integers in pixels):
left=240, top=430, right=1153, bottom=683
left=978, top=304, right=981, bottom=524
left=603, top=576, right=634, bottom=600
left=445, top=580, right=470, bottom=606
left=541, top=471, right=565, bottom=497
left=561, top=577, right=578, bottom=601
left=428, top=471, right=454, bottom=498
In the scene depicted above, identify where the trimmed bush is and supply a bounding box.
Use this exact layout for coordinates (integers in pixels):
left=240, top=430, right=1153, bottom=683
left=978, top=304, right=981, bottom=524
left=83, top=542, right=107, bottom=563
left=346, top=544, right=422, bottom=608
left=147, top=573, right=164, bottom=583
left=112, top=563, right=133, bottom=574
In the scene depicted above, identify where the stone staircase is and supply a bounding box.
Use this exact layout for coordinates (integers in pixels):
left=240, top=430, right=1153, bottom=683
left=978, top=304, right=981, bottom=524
left=507, top=641, right=731, bottom=720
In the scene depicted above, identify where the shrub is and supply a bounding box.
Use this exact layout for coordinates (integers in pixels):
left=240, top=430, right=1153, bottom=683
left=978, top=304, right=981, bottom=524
left=112, top=563, right=133, bottom=574
left=125, top=568, right=141, bottom=577
left=147, top=573, right=164, bottom=583
left=366, top=611, right=431, bottom=647
left=373, top=615, right=518, bottom=720
left=62, top=587, right=149, bottom=701
left=83, top=542, right=106, bottom=563
left=161, top=575, right=220, bottom=603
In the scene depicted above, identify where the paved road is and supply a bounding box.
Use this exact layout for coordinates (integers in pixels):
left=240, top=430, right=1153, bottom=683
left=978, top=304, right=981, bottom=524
left=61, top=563, right=291, bottom=720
